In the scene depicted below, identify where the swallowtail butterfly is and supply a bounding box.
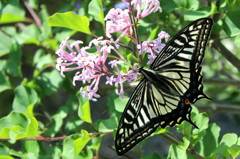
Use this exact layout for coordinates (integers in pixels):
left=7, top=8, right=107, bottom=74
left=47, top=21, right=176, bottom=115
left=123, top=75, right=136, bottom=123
left=115, top=18, right=213, bottom=155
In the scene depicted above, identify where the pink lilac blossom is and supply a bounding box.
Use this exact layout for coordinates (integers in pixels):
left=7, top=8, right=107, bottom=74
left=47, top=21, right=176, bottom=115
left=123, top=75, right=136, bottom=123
left=56, top=37, right=113, bottom=101
left=124, top=0, right=162, bottom=19
left=107, top=60, right=138, bottom=98
left=104, top=8, right=133, bottom=43
left=56, top=37, right=139, bottom=101
left=105, top=0, right=161, bottom=45
left=138, top=31, right=170, bottom=64
left=133, top=0, right=162, bottom=19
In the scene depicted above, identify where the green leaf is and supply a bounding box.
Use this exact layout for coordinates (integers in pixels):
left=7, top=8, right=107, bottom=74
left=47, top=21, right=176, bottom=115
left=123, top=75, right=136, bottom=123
left=0, top=143, right=9, bottom=155
left=23, top=141, right=39, bottom=159
left=192, top=108, right=209, bottom=131
left=6, top=42, right=22, bottom=77
left=0, top=5, right=25, bottom=24
left=47, top=12, right=91, bottom=34
left=39, top=5, right=52, bottom=40
left=196, top=123, right=220, bottom=157
left=0, top=71, right=11, bottom=92
left=228, top=144, right=240, bottom=158
left=114, top=97, right=128, bottom=112
left=77, top=93, right=92, bottom=123
left=62, top=131, right=91, bottom=159
left=0, top=106, right=38, bottom=140
left=107, top=93, right=119, bottom=113
left=73, top=130, right=91, bottom=156
left=0, top=31, right=13, bottom=57
left=47, top=147, right=62, bottom=159
left=45, top=107, right=68, bottom=137
left=148, top=26, right=159, bottom=41
left=173, top=0, right=199, bottom=10
left=79, top=146, right=93, bottom=159
left=23, top=105, right=39, bottom=139
left=8, top=149, right=25, bottom=158
left=0, top=156, right=15, bottom=159
left=215, top=133, right=238, bottom=157
left=15, top=24, right=40, bottom=45
left=89, top=137, right=101, bottom=152
left=223, top=9, right=240, bottom=37
left=12, top=85, right=38, bottom=112
left=36, top=70, right=63, bottom=96
left=97, top=116, right=118, bottom=132
left=183, top=7, right=212, bottom=21
left=220, top=133, right=238, bottom=147
left=88, top=0, right=105, bottom=25
left=161, top=0, right=178, bottom=13
left=0, top=112, right=27, bottom=139
left=234, top=33, right=240, bottom=47
left=1, top=0, right=19, bottom=5
left=168, top=137, right=190, bottom=159
left=33, top=49, right=54, bottom=76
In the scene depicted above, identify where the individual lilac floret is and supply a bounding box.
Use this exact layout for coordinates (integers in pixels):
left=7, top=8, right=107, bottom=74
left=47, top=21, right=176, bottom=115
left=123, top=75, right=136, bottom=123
left=137, top=31, right=170, bottom=64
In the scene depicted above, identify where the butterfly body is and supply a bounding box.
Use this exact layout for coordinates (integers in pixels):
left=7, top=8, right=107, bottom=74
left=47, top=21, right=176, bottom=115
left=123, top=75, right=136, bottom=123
left=115, top=18, right=213, bottom=156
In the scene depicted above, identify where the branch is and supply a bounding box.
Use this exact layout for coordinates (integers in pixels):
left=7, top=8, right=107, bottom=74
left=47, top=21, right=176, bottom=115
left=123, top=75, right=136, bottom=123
left=0, top=130, right=113, bottom=141
left=197, top=103, right=240, bottom=114
left=160, top=133, right=179, bottom=145
left=212, top=41, right=240, bottom=72
left=203, top=78, right=240, bottom=87
left=188, top=143, right=205, bottom=159
left=22, top=0, right=42, bottom=28
left=0, top=136, right=68, bottom=141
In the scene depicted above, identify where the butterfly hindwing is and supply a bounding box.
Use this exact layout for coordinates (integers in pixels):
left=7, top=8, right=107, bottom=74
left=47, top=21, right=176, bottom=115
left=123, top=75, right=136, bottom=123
left=115, top=18, right=213, bottom=155
left=115, top=79, right=161, bottom=155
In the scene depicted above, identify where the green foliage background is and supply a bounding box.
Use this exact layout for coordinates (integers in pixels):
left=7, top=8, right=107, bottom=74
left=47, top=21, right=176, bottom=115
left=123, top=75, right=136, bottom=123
left=0, top=0, right=240, bottom=158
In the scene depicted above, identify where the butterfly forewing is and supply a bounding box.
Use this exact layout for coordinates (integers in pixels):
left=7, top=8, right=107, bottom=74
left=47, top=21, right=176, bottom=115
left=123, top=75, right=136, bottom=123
left=115, top=18, right=213, bottom=156
left=151, top=18, right=212, bottom=70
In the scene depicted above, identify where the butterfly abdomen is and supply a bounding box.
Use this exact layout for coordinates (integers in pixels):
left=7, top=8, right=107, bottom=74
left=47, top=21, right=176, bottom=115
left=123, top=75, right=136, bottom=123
left=139, top=67, right=182, bottom=96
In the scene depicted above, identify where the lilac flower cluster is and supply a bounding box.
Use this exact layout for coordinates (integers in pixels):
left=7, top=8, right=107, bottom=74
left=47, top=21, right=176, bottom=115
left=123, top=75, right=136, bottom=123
left=138, top=31, right=170, bottom=64
left=56, top=0, right=169, bottom=101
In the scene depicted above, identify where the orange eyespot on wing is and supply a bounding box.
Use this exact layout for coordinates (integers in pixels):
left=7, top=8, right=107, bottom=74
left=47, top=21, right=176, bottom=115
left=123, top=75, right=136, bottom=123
left=184, top=98, right=190, bottom=104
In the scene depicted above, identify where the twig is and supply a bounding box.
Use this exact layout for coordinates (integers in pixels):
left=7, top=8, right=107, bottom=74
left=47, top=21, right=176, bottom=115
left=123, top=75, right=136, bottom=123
left=197, top=103, right=240, bottom=114
left=212, top=41, right=240, bottom=72
left=160, top=133, right=179, bottom=145
left=0, top=136, right=68, bottom=141
left=22, top=0, right=42, bottom=28
left=188, top=143, right=205, bottom=159
left=204, top=78, right=240, bottom=87
left=0, top=130, right=113, bottom=141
